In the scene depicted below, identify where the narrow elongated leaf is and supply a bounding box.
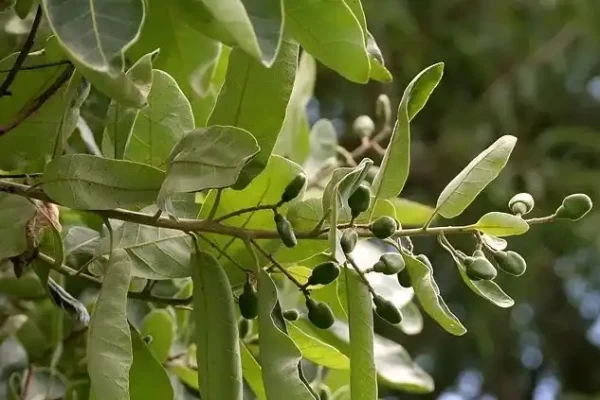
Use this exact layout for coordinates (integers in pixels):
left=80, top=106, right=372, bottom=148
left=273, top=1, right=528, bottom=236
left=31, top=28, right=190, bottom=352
left=257, top=270, right=317, bottom=400
left=141, top=309, right=175, bottom=362
left=288, top=323, right=350, bottom=370
left=130, top=326, right=174, bottom=400
left=372, top=63, right=444, bottom=200
left=42, top=0, right=144, bottom=72
left=240, top=341, right=267, bottom=400
left=87, top=249, right=132, bottom=400
left=191, top=248, right=242, bottom=400
left=344, top=268, right=377, bottom=399
left=208, top=40, right=299, bottom=188
left=401, top=253, right=467, bottom=336
left=158, top=126, right=260, bottom=211
left=473, top=212, right=529, bottom=237
left=42, top=154, right=165, bottom=210
left=435, top=135, right=517, bottom=219
left=0, top=193, right=36, bottom=259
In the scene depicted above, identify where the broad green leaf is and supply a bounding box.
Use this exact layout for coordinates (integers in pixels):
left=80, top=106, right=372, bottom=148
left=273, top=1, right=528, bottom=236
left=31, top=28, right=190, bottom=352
left=42, top=0, right=144, bottom=72
left=344, top=268, right=377, bottom=399
left=303, top=119, right=338, bottom=178
left=240, top=341, right=267, bottom=400
left=401, top=252, right=467, bottom=336
left=390, top=198, right=435, bottom=226
left=208, top=40, right=299, bottom=188
left=257, top=270, right=317, bottom=400
left=125, top=70, right=194, bottom=168
left=0, top=193, right=36, bottom=259
left=288, top=323, right=350, bottom=370
left=191, top=45, right=230, bottom=127
left=372, top=63, right=444, bottom=200
left=286, top=0, right=369, bottom=83
left=473, top=212, right=530, bottom=237
left=158, top=126, right=260, bottom=212
left=141, top=309, right=175, bottom=362
left=87, top=249, right=132, bottom=400
left=398, top=301, right=424, bottom=336
left=191, top=249, right=242, bottom=400
left=130, top=325, right=174, bottom=400
left=42, top=154, right=165, bottom=210
left=435, top=135, right=517, bottom=219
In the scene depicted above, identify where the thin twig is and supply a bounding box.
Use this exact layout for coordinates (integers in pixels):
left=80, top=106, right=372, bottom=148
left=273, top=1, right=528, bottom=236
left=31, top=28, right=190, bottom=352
left=196, top=233, right=250, bottom=273
left=207, top=188, right=223, bottom=221
left=345, top=253, right=377, bottom=296
left=0, top=60, right=72, bottom=73
left=214, top=203, right=278, bottom=223
left=0, top=172, right=42, bottom=179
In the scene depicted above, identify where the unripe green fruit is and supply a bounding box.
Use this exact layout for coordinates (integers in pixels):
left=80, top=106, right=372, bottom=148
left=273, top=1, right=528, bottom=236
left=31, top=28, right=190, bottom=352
left=283, top=309, right=300, bottom=321
left=373, top=295, right=402, bottom=324
left=306, top=298, right=335, bottom=329
left=352, top=115, right=376, bottom=138
left=274, top=213, right=297, bottom=248
left=466, top=257, right=497, bottom=281
left=473, top=249, right=485, bottom=258
left=308, top=261, right=341, bottom=286
left=555, top=194, right=593, bottom=221
left=340, top=229, right=358, bottom=253
left=492, top=251, right=527, bottom=277
left=280, top=173, right=307, bottom=203
left=239, top=282, right=259, bottom=319
left=397, top=268, right=412, bottom=288
left=238, top=318, right=252, bottom=338
left=369, top=216, right=397, bottom=239
left=373, top=252, right=405, bottom=275
left=348, top=184, right=371, bottom=217
left=508, top=193, right=535, bottom=215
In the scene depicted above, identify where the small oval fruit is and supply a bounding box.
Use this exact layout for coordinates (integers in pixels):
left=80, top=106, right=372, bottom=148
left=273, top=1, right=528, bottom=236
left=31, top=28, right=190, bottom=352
left=369, top=216, right=397, bottom=239
left=466, top=257, right=497, bottom=281
left=555, top=194, right=593, bottom=221
left=352, top=115, right=376, bottom=138
left=492, top=250, right=527, bottom=277
left=340, top=229, right=358, bottom=253
left=508, top=193, right=535, bottom=216
left=306, top=298, right=335, bottom=329
left=373, top=295, right=402, bottom=324
left=239, top=282, right=258, bottom=319
left=397, top=268, right=412, bottom=288
left=283, top=309, right=300, bottom=321
left=280, top=173, right=307, bottom=203
left=348, top=184, right=372, bottom=217
left=274, top=213, right=297, bottom=248
left=238, top=318, right=252, bottom=338
left=308, top=261, right=341, bottom=286
left=373, top=252, right=405, bottom=275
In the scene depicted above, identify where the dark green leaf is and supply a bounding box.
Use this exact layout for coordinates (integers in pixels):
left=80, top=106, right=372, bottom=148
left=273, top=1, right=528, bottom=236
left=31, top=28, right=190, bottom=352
left=130, top=325, right=174, bottom=400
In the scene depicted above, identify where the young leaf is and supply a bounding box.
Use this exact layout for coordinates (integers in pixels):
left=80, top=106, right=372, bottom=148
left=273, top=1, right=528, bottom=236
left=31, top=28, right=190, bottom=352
left=42, top=154, right=165, bottom=210
left=344, top=268, right=377, bottom=399
left=0, top=193, right=36, bottom=260
left=208, top=40, right=299, bottom=188
left=372, top=63, right=444, bottom=200
left=366, top=32, right=393, bottom=82
left=434, top=135, right=517, bottom=219
left=140, top=309, right=175, bottom=363
left=240, top=341, right=267, bottom=400
left=257, top=270, right=317, bottom=400
left=87, top=249, right=132, bottom=400
left=191, top=248, right=242, bottom=400
left=473, top=212, right=530, bottom=237
left=401, top=253, right=467, bottom=336
left=287, top=323, right=350, bottom=370
left=389, top=198, right=435, bottom=227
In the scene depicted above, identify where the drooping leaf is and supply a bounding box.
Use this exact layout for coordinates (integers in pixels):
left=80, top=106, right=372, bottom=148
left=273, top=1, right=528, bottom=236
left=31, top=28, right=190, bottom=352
left=87, top=249, right=132, bottom=400
left=372, top=63, right=444, bottom=201
left=208, top=40, right=299, bottom=188
left=140, top=309, right=175, bottom=362
left=287, top=323, right=350, bottom=370
left=435, top=135, right=517, bottom=219
left=42, top=154, right=165, bottom=210
left=473, top=212, right=530, bottom=237
left=240, top=341, right=267, bottom=400
left=0, top=193, right=36, bottom=259
left=191, top=248, right=242, bottom=400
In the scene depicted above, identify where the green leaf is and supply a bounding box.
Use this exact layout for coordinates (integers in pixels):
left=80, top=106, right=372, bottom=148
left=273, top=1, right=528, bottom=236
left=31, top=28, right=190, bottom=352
left=0, top=315, right=28, bottom=346
left=389, top=198, right=435, bottom=226
left=257, top=270, right=317, bottom=400
left=130, top=325, right=174, bottom=400
left=0, top=274, right=45, bottom=298
left=42, top=0, right=144, bottom=72
left=240, top=341, right=267, bottom=400
left=344, top=268, right=377, bottom=399
left=435, top=135, right=517, bottom=219
left=398, top=301, right=424, bottom=336
left=191, top=46, right=230, bottom=127
left=141, top=309, right=175, bottom=362
left=87, top=249, right=132, bottom=400
left=366, top=31, right=393, bottom=82
left=208, top=40, right=299, bottom=188
left=191, top=248, right=242, bottom=400
left=286, top=0, right=369, bottom=83
left=158, top=126, right=260, bottom=212
left=288, top=323, right=350, bottom=370
left=401, top=252, right=467, bottom=336
left=14, top=0, right=35, bottom=18
left=170, top=363, right=198, bottom=390
left=473, top=212, right=530, bottom=237
left=372, top=63, right=444, bottom=200
left=0, top=193, right=36, bottom=259
left=42, top=154, right=165, bottom=210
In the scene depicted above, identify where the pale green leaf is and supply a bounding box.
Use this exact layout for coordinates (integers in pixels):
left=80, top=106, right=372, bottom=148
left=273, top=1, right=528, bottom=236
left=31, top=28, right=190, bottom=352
left=42, top=154, right=165, bottom=210
left=389, top=198, right=435, bottom=226
left=372, top=63, right=444, bottom=200
left=398, top=302, right=424, bottom=336
left=0, top=193, right=36, bottom=259
left=208, top=40, right=299, bottom=188
left=140, top=309, right=175, bottom=362
left=288, top=323, right=350, bottom=370
left=480, top=233, right=508, bottom=251
left=191, top=249, right=242, bottom=400
left=473, top=212, right=530, bottom=237
left=87, top=249, right=132, bottom=400
left=169, top=363, right=198, bottom=389
left=435, top=135, right=517, bottom=219
left=240, top=341, right=267, bottom=400
left=130, top=325, right=174, bottom=400
left=366, top=31, right=393, bottom=82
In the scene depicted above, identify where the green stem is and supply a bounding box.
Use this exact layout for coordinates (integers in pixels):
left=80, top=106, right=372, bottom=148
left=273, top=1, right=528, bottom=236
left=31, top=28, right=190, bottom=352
left=214, top=203, right=277, bottom=223
left=345, top=254, right=377, bottom=297
left=207, top=188, right=223, bottom=220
